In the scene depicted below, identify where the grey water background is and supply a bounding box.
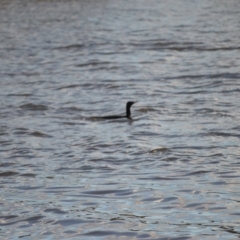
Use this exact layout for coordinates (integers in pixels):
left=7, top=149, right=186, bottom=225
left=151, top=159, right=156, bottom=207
left=1, top=0, right=240, bottom=239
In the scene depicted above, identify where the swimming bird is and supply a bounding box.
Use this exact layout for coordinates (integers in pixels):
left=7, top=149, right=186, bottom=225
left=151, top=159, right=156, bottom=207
left=101, top=101, right=136, bottom=120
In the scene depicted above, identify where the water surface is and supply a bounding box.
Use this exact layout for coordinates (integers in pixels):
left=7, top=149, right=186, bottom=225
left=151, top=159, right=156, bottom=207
left=1, top=0, right=240, bottom=239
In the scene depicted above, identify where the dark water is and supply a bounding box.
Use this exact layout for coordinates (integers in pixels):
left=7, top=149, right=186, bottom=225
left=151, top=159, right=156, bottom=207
left=1, top=0, right=240, bottom=239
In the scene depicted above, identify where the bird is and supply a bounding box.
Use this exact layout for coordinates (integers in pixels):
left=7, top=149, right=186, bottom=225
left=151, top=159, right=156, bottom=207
left=101, top=101, right=136, bottom=120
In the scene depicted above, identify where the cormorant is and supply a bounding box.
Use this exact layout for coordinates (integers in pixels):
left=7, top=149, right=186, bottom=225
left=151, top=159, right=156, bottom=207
left=101, top=101, right=136, bottom=120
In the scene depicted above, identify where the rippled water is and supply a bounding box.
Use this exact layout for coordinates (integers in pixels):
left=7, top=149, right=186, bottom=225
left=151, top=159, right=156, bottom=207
left=1, top=0, right=240, bottom=239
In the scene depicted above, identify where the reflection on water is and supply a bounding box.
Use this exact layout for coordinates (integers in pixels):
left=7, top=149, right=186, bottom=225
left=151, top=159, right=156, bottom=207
left=1, top=0, right=240, bottom=239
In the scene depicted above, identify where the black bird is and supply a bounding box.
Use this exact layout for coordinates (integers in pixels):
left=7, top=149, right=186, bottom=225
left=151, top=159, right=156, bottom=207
left=101, top=101, right=136, bottom=120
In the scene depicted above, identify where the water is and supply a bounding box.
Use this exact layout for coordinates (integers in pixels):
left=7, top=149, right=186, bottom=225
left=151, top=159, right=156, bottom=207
left=1, top=0, right=240, bottom=239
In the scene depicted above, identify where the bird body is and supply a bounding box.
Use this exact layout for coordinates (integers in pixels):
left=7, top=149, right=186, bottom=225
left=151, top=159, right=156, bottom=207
left=101, top=101, right=135, bottom=120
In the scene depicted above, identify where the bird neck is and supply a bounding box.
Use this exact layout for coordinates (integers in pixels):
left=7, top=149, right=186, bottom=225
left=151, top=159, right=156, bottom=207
left=126, top=105, right=131, bottom=118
